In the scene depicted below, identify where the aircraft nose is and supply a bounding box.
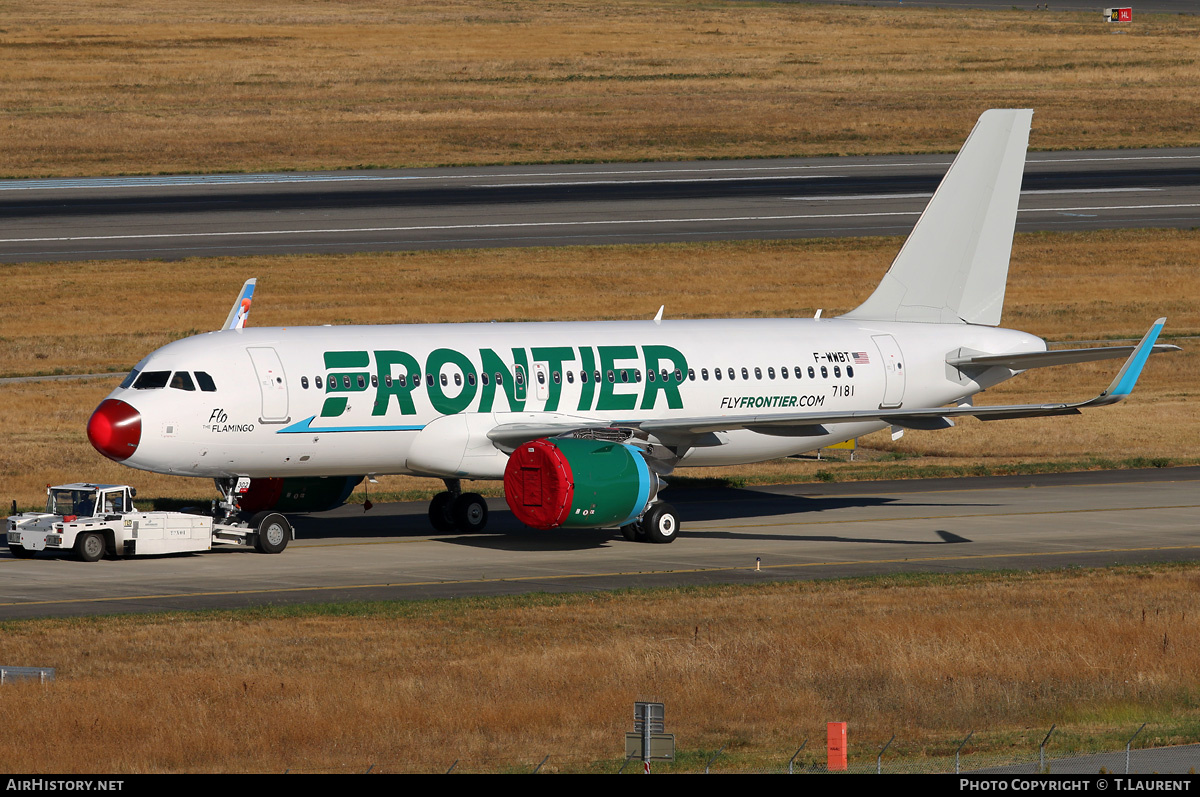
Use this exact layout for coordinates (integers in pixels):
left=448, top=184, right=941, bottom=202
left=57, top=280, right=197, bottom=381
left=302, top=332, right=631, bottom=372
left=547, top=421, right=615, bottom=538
left=87, top=399, right=142, bottom=462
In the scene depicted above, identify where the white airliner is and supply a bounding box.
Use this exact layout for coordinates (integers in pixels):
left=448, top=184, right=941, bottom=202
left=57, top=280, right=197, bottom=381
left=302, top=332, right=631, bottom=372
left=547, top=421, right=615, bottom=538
left=86, top=109, right=1176, bottom=543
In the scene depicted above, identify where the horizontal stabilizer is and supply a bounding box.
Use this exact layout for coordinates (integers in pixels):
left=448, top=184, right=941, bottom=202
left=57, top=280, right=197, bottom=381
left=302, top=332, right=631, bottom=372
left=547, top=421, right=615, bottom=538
left=949, top=343, right=1180, bottom=372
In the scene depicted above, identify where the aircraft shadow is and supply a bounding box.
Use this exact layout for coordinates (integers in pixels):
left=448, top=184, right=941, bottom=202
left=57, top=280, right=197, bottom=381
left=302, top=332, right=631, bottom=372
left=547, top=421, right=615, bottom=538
left=292, top=486, right=983, bottom=552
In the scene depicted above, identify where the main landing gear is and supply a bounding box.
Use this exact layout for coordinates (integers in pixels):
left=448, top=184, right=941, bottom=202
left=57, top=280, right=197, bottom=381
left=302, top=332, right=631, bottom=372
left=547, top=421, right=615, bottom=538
left=620, top=502, right=679, bottom=544
left=428, top=479, right=489, bottom=534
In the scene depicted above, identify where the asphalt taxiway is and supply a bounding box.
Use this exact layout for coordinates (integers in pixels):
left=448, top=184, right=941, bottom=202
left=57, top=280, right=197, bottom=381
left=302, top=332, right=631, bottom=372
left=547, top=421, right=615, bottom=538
left=3, top=149, right=1200, bottom=262
left=2, top=467, right=1197, bottom=620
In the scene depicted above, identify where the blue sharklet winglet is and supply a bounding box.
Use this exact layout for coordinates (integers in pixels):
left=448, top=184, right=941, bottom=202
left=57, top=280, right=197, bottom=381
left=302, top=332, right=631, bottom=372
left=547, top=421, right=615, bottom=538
left=221, top=278, right=257, bottom=331
left=1088, top=317, right=1165, bottom=406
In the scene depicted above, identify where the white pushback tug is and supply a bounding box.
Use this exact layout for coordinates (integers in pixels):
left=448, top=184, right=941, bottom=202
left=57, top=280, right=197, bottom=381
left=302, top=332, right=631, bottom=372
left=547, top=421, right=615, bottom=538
left=7, top=482, right=292, bottom=561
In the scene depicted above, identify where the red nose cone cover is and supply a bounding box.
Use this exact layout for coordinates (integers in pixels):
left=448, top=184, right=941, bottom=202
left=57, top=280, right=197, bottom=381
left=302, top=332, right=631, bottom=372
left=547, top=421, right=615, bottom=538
left=503, top=438, right=574, bottom=530
left=87, top=399, right=142, bottom=461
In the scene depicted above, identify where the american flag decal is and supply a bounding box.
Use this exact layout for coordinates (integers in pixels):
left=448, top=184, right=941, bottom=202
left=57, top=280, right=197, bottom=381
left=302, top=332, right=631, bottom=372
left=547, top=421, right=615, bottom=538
left=853, top=351, right=870, bottom=364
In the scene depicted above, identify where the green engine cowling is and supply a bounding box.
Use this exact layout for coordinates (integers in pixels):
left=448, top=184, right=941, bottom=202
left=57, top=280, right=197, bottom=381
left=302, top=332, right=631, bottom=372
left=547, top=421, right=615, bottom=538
left=503, top=438, right=659, bottom=530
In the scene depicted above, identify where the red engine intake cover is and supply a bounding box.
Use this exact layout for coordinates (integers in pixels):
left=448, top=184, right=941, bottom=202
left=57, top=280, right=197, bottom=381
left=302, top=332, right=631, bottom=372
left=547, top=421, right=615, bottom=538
left=503, top=438, right=575, bottom=530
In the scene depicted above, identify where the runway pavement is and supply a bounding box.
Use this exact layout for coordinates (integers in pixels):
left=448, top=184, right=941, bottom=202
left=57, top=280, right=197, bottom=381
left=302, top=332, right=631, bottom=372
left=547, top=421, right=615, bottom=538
left=3, top=148, right=1200, bottom=262
left=2, top=467, right=1197, bottom=620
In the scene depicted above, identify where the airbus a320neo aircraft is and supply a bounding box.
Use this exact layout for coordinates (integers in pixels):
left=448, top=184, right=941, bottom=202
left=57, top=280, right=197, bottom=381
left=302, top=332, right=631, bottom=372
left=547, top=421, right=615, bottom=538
left=86, top=110, right=1177, bottom=543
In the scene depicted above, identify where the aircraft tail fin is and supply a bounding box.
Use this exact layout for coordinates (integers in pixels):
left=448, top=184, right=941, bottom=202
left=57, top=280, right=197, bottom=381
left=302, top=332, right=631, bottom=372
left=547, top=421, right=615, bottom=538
left=221, top=278, right=256, bottom=331
left=840, top=109, right=1033, bottom=326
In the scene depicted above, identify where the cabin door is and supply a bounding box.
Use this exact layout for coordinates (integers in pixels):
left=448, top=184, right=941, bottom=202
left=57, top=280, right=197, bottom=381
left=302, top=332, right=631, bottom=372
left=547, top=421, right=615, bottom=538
left=247, top=347, right=290, bottom=423
left=871, top=334, right=906, bottom=409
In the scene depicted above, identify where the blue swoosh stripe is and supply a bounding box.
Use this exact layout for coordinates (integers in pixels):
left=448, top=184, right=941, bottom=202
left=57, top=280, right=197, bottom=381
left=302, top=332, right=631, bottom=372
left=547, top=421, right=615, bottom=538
left=277, top=416, right=425, bottom=434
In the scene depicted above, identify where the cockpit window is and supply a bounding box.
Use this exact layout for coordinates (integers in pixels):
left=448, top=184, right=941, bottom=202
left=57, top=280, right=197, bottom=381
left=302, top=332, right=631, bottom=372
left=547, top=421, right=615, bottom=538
left=119, top=369, right=140, bottom=389
left=195, top=372, right=217, bottom=392
left=169, top=372, right=196, bottom=391
left=133, top=370, right=170, bottom=390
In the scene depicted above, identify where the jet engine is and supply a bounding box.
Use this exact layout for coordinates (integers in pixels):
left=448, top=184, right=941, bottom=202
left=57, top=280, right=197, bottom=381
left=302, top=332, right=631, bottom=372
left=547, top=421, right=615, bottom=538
left=233, top=476, right=364, bottom=513
left=503, top=438, right=660, bottom=530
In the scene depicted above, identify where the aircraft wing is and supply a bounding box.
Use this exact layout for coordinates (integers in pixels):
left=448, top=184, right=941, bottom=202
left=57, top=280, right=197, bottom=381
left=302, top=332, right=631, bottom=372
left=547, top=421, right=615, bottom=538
left=480, top=319, right=1170, bottom=453
left=948, top=343, right=1179, bottom=372
left=635, top=317, right=1170, bottom=437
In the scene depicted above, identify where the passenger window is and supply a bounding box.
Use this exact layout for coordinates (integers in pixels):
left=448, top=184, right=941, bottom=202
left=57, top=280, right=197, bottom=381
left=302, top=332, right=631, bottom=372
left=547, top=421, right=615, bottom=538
left=385, top=376, right=393, bottom=388
left=481, top=372, right=489, bottom=386
left=169, top=372, right=195, bottom=391
left=134, top=371, right=170, bottom=390
left=795, top=366, right=802, bottom=379
left=728, top=368, right=735, bottom=380
left=660, top=369, right=669, bottom=383
left=301, top=376, right=309, bottom=389
left=454, top=373, right=461, bottom=387
left=594, top=370, right=601, bottom=383
left=780, top=367, right=788, bottom=380
left=755, top=367, right=762, bottom=380
left=468, top=373, right=476, bottom=387
left=821, top=366, right=828, bottom=378
left=702, top=368, right=709, bottom=381
left=566, top=371, right=574, bottom=384
left=342, top=376, right=351, bottom=389
left=580, top=371, right=587, bottom=384
left=741, top=367, right=749, bottom=380
left=834, top=366, right=841, bottom=378
left=553, top=371, right=560, bottom=384
left=648, top=369, right=655, bottom=382
left=807, top=366, right=815, bottom=379
left=715, top=368, right=722, bottom=381
left=847, top=366, right=855, bottom=378
left=537, top=370, right=546, bottom=385
left=398, top=374, right=406, bottom=387
left=634, top=370, right=641, bottom=383
left=673, top=369, right=682, bottom=383
left=372, top=375, right=379, bottom=387
left=426, top=374, right=434, bottom=387
left=688, top=368, right=695, bottom=381
left=496, top=373, right=504, bottom=386
left=315, top=375, right=323, bottom=390
left=607, top=370, right=615, bottom=383
left=440, top=374, right=447, bottom=387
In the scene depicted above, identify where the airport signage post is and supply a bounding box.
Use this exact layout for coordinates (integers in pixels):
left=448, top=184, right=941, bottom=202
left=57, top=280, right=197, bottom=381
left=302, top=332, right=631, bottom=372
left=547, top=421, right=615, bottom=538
left=1104, top=7, right=1133, bottom=22
left=625, top=701, right=674, bottom=773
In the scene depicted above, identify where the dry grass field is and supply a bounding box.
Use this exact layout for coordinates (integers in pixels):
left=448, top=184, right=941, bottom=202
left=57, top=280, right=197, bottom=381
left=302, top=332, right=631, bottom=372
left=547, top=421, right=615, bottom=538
left=2, top=1, right=1199, bottom=177
left=2, top=567, right=1200, bottom=773
left=1, top=228, right=1195, bottom=510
